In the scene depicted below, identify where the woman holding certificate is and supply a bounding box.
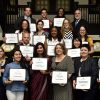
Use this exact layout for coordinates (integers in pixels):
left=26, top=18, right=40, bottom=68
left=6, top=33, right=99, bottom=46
left=30, top=42, right=50, bottom=100
left=3, top=49, right=29, bottom=100
left=73, top=44, right=98, bottom=100
left=51, top=43, right=74, bottom=100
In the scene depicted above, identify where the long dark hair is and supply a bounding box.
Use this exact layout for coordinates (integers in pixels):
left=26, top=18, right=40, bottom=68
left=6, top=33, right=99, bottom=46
left=48, top=26, right=63, bottom=42
left=72, top=36, right=82, bottom=48
left=12, top=48, right=27, bottom=69
left=19, top=19, right=30, bottom=33
left=34, top=42, right=47, bottom=57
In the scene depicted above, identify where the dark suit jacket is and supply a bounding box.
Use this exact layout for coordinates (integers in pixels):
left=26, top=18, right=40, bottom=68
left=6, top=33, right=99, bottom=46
left=14, top=16, right=36, bottom=30
left=73, top=57, right=98, bottom=89
left=72, top=19, right=89, bottom=36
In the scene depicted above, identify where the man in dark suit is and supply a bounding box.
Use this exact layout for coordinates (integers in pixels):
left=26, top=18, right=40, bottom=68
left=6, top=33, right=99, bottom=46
left=14, top=6, right=36, bottom=30
left=72, top=9, right=89, bottom=36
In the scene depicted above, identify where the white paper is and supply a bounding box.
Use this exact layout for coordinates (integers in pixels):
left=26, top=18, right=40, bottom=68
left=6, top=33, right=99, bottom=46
left=20, top=46, right=34, bottom=57
left=52, top=71, right=67, bottom=84
left=5, top=34, right=18, bottom=43
left=64, top=39, right=72, bottom=48
left=29, top=32, right=34, bottom=44
left=54, top=18, right=65, bottom=27
left=42, top=20, right=50, bottom=28
left=18, top=33, right=22, bottom=41
left=33, top=35, right=45, bottom=45
left=30, top=23, right=36, bottom=32
left=67, top=48, right=80, bottom=57
left=10, top=69, right=26, bottom=81
left=32, top=58, right=47, bottom=70
left=76, top=77, right=91, bottom=89
left=82, top=41, right=88, bottom=44
left=47, top=45, right=55, bottom=56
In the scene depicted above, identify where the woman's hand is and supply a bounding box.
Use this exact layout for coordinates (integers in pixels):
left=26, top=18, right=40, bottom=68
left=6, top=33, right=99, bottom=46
left=73, top=80, right=76, bottom=89
left=23, top=80, right=27, bottom=84
left=4, top=79, right=13, bottom=84
left=40, top=70, right=46, bottom=74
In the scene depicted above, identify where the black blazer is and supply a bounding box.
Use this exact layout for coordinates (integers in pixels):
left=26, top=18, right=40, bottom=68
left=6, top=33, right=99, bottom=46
left=14, top=16, right=36, bottom=30
left=73, top=57, right=98, bottom=89
left=72, top=19, right=89, bottom=35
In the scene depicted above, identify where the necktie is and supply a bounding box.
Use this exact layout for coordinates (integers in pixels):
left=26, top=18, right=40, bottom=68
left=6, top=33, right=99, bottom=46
left=75, top=20, right=78, bottom=27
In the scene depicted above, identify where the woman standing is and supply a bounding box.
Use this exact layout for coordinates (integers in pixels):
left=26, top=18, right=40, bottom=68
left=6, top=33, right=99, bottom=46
left=79, top=25, right=94, bottom=54
left=61, top=18, right=73, bottom=39
left=51, top=43, right=74, bottom=100
left=30, top=42, right=50, bottom=100
left=73, top=44, right=98, bottom=100
left=3, top=49, right=29, bottom=100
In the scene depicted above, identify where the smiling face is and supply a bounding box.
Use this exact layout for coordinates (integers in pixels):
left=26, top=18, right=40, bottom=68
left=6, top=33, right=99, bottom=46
left=79, top=26, right=86, bottom=37
left=37, top=21, right=44, bottom=31
left=51, top=27, right=57, bottom=38
left=80, top=47, right=89, bottom=58
left=22, top=20, right=29, bottom=30
left=73, top=39, right=81, bottom=48
left=41, top=9, right=47, bottom=18
left=13, top=51, right=22, bottom=62
left=63, top=19, right=70, bottom=29
left=58, top=8, right=64, bottom=17
left=74, top=9, right=81, bottom=20
left=24, top=7, right=31, bottom=17
left=55, top=44, right=64, bottom=55
left=37, top=45, right=44, bottom=56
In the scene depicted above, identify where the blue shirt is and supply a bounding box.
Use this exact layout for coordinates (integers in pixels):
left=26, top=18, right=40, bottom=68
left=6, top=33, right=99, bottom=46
left=3, top=62, right=29, bottom=92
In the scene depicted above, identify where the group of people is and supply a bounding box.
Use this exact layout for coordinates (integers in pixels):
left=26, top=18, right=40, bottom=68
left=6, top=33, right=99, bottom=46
left=0, top=6, right=100, bottom=100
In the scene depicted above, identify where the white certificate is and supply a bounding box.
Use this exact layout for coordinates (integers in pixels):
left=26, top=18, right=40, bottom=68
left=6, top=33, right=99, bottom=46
left=82, top=41, right=88, bottom=44
left=42, top=20, right=50, bottom=28
left=67, top=48, right=80, bottom=57
left=47, top=45, right=55, bottom=56
left=33, top=35, right=45, bottom=45
left=30, top=23, right=36, bottom=32
left=18, top=33, right=22, bottom=41
left=52, top=71, right=67, bottom=84
left=64, top=39, right=72, bottom=48
left=20, top=46, right=34, bottom=57
left=54, top=18, right=65, bottom=27
left=76, top=77, right=91, bottom=89
left=5, top=34, right=18, bottom=43
left=10, top=69, right=26, bottom=81
left=32, top=58, right=47, bottom=70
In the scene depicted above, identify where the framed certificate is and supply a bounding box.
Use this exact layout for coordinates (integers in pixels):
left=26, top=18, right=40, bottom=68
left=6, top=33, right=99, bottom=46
left=33, top=35, right=45, bottom=45
left=20, top=46, right=34, bottom=57
left=5, top=34, right=18, bottom=43
left=47, top=45, right=55, bottom=56
left=54, top=18, right=65, bottom=27
left=10, top=69, right=26, bottom=81
left=76, top=77, right=91, bottom=89
left=64, top=39, right=72, bottom=48
left=42, top=20, right=50, bottom=28
left=30, top=23, right=36, bottom=32
left=67, top=48, right=80, bottom=57
left=32, top=58, right=47, bottom=70
left=52, top=71, right=67, bottom=84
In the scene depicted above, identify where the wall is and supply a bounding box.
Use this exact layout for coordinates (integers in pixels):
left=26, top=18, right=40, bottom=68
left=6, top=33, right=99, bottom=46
left=74, top=0, right=88, bottom=5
